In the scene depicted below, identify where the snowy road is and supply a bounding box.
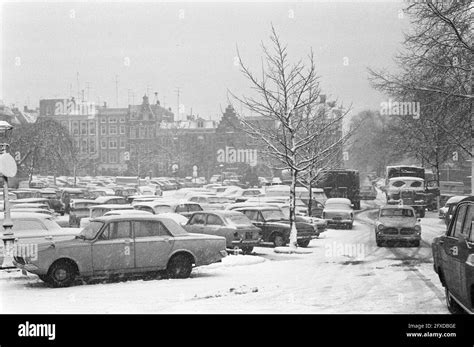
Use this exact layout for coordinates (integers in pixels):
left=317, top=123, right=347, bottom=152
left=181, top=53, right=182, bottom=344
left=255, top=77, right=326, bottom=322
left=0, top=208, right=449, bottom=314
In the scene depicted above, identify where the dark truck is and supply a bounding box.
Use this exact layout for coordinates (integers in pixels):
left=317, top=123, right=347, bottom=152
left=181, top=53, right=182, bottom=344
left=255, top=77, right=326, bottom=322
left=315, top=169, right=361, bottom=210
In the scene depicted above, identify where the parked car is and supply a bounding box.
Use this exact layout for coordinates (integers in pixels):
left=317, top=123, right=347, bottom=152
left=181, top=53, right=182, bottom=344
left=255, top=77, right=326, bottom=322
left=322, top=198, right=354, bottom=229
left=432, top=196, right=474, bottom=314
left=374, top=205, right=421, bottom=247
left=134, top=200, right=203, bottom=217
left=68, top=199, right=98, bottom=227
left=233, top=206, right=316, bottom=247
left=186, top=195, right=229, bottom=210
left=93, top=195, right=128, bottom=205
left=184, top=210, right=261, bottom=254
left=0, top=212, right=81, bottom=267
left=10, top=190, right=41, bottom=199
left=103, top=209, right=153, bottom=217
left=80, top=204, right=135, bottom=228
left=224, top=188, right=262, bottom=203
left=13, top=215, right=227, bottom=287
left=38, top=189, right=65, bottom=215
left=359, top=185, right=377, bottom=200
left=60, top=188, right=88, bottom=214
left=443, top=195, right=468, bottom=226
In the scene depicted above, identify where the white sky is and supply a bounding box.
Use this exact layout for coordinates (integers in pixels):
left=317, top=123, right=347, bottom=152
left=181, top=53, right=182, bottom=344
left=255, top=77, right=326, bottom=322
left=1, top=1, right=411, bottom=120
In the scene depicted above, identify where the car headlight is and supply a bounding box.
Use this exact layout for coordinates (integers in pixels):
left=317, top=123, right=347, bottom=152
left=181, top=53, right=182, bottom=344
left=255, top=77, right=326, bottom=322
left=414, top=225, right=421, bottom=232
left=377, top=224, right=385, bottom=231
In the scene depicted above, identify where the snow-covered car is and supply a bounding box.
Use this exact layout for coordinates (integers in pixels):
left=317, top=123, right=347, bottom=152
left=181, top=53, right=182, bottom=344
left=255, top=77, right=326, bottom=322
left=234, top=206, right=316, bottom=247
left=93, top=195, right=128, bottom=205
left=68, top=199, right=98, bottom=227
left=80, top=204, right=135, bottom=228
left=432, top=196, right=474, bottom=314
left=155, top=213, right=189, bottom=226
left=374, top=205, right=421, bottom=247
left=184, top=210, right=261, bottom=254
left=443, top=195, right=468, bottom=226
left=13, top=215, right=227, bottom=287
left=0, top=212, right=80, bottom=267
left=186, top=194, right=228, bottom=210
left=359, top=185, right=377, bottom=200
left=322, top=198, right=354, bottom=229
left=134, top=200, right=203, bottom=217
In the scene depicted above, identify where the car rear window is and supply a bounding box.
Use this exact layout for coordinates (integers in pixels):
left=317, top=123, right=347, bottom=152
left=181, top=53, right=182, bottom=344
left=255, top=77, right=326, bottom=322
left=380, top=209, right=414, bottom=217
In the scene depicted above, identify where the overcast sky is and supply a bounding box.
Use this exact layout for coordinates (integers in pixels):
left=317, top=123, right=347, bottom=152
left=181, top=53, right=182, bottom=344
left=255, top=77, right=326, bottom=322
left=1, top=1, right=410, bottom=120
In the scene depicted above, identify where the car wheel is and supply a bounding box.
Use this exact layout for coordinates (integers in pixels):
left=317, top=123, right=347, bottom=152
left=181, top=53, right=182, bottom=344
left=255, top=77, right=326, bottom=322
left=241, top=246, right=254, bottom=255
left=48, top=261, right=77, bottom=288
left=419, top=209, right=425, bottom=218
left=445, top=288, right=464, bottom=314
left=167, top=254, right=193, bottom=279
left=297, top=239, right=310, bottom=247
left=273, top=234, right=286, bottom=247
left=348, top=223, right=353, bottom=230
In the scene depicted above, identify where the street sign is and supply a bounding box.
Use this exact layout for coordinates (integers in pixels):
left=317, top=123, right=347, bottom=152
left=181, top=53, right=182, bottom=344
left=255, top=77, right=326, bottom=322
left=172, top=164, right=179, bottom=172
left=452, top=151, right=458, bottom=162
left=0, top=153, right=18, bottom=177
left=123, top=152, right=130, bottom=161
left=343, top=151, right=349, bottom=161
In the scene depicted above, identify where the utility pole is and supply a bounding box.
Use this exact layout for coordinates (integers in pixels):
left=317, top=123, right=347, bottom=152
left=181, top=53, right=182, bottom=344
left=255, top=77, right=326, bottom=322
left=470, top=65, right=473, bottom=195
left=115, top=75, right=119, bottom=107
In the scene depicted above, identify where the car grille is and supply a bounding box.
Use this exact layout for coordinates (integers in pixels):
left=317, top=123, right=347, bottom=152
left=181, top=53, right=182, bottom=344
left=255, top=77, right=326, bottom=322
left=383, top=228, right=398, bottom=235
left=14, top=256, right=25, bottom=265
left=400, top=228, right=415, bottom=235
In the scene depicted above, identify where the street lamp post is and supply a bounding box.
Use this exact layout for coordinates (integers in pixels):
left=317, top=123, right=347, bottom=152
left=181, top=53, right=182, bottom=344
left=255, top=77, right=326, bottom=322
left=0, top=121, right=17, bottom=269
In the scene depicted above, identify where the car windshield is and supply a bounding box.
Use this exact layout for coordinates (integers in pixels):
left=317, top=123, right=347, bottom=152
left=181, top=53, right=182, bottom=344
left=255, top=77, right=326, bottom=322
left=380, top=209, right=414, bottom=217
left=80, top=221, right=105, bottom=240
left=225, top=214, right=253, bottom=226
left=261, top=209, right=286, bottom=221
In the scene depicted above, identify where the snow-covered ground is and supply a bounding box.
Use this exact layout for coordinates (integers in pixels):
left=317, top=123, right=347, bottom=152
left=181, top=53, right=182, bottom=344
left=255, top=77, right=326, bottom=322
left=0, top=205, right=449, bottom=314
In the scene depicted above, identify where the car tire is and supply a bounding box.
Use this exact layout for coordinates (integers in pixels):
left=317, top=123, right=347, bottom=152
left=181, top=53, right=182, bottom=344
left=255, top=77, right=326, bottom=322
left=273, top=234, right=286, bottom=247
left=167, top=254, right=193, bottom=279
left=47, top=261, right=77, bottom=288
left=241, top=246, right=254, bottom=255
left=348, top=223, right=353, bottom=230
left=376, top=240, right=382, bottom=247
left=38, top=274, right=50, bottom=283
left=297, top=239, right=310, bottom=247
left=419, top=209, right=425, bottom=218
left=445, top=288, right=464, bottom=314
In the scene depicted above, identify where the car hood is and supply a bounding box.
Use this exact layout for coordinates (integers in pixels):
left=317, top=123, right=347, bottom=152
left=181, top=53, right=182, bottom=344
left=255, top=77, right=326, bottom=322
left=378, top=217, right=417, bottom=228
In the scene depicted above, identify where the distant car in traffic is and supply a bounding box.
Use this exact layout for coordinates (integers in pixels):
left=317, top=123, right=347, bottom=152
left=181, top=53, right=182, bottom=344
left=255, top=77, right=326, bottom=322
left=80, top=204, right=135, bottom=228
left=432, top=196, right=473, bottom=314
left=322, top=198, right=354, bottom=229
left=359, top=185, right=377, bottom=200
left=184, top=210, right=261, bottom=254
left=13, top=215, right=227, bottom=287
left=233, top=206, right=316, bottom=247
left=374, top=205, right=421, bottom=247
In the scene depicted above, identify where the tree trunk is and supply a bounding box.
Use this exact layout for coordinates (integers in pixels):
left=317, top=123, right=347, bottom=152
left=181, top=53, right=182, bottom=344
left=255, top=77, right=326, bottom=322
left=289, top=168, right=298, bottom=248
left=307, top=177, right=313, bottom=217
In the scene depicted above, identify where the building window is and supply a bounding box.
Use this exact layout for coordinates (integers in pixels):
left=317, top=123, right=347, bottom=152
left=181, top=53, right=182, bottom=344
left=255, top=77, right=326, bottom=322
left=101, top=117, right=106, bottom=123
left=81, top=122, right=87, bottom=135
left=120, top=117, right=125, bottom=123
left=109, top=139, right=117, bottom=149
left=109, top=117, right=117, bottom=123
left=101, top=140, right=107, bottom=149
left=139, top=127, right=145, bottom=139
left=101, top=152, right=107, bottom=163
left=72, top=121, right=79, bottom=136
left=89, top=139, right=96, bottom=153
left=81, top=139, right=88, bottom=153
left=101, top=125, right=106, bottom=135
left=61, top=121, right=68, bottom=129
left=109, top=125, right=117, bottom=135
left=109, top=152, right=118, bottom=163
left=119, top=138, right=126, bottom=149
left=89, top=122, right=96, bottom=135
left=130, top=127, right=136, bottom=139
left=120, top=125, right=125, bottom=134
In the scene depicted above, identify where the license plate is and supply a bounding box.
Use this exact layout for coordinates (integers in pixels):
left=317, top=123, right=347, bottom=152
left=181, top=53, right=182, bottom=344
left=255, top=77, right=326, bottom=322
left=333, top=217, right=342, bottom=220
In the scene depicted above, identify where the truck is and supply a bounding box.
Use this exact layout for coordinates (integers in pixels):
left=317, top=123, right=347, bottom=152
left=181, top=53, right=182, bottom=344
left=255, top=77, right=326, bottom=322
left=315, top=169, right=361, bottom=210
left=383, top=165, right=437, bottom=217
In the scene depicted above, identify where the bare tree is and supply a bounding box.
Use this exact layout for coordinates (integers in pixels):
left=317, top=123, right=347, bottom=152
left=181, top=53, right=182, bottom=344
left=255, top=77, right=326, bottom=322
left=231, top=26, right=351, bottom=247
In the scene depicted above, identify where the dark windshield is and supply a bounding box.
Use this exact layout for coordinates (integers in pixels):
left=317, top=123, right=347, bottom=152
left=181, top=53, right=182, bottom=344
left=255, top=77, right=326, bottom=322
left=261, top=209, right=285, bottom=221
